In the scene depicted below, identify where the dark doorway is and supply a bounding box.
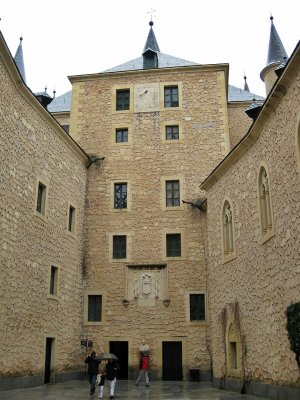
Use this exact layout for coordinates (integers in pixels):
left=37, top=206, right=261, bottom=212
left=44, top=337, right=54, bottom=383
left=162, top=341, right=183, bottom=381
left=109, top=341, right=128, bottom=379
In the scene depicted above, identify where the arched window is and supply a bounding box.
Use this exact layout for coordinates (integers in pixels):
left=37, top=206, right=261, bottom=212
left=258, top=166, right=274, bottom=239
left=222, top=200, right=235, bottom=259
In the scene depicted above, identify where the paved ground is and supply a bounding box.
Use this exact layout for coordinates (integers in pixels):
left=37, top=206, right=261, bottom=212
left=0, top=379, right=271, bottom=400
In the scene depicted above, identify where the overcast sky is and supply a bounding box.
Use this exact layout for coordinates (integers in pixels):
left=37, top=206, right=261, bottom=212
left=1, top=0, right=299, bottom=97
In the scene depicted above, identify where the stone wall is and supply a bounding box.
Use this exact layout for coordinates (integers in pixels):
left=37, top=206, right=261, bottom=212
left=203, top=63, right=300, bottom=388
left=228, top=102, right=253, bottom=148
left=0, top=44, right=88, bottom=382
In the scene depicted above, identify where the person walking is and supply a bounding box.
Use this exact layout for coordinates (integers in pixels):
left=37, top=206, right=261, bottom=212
left=135, top=340, right=150, bottom=387
left=106, top=357, right=120, bottom=399
left=96, top=363, right=106, bottom=399
left=85, top=351, right=100, bottom=395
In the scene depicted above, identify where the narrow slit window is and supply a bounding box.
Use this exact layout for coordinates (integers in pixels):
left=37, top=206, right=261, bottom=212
left=36, top=181, right=46, bottom=215
left=68, top=205, right=76, bottom=233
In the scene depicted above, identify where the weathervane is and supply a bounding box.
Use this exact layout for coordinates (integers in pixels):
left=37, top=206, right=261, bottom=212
left=147, top=8, right=157, bottom=22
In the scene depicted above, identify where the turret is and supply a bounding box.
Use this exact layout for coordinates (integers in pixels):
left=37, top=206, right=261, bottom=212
left=14, top=36, right=26, bottom=83
left=260, top=16, right=288, bottom=96
left=142, top=21, right=160, bottom=69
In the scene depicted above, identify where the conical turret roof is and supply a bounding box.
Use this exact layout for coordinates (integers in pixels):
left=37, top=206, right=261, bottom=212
left=14, top=37, right=26, bottom=83
left=243, top=75, right=250, bottom=92
left=143, top=21, right=160, bottom=54
left=266, top=16, right=287, bottom=66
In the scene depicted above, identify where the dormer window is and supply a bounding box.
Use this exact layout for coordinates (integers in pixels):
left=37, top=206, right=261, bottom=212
left=143, top=49, right=158, bottom=69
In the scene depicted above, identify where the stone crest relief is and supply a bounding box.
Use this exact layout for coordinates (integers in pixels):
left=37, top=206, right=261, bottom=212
left=126, top=265, right=168, bottom=306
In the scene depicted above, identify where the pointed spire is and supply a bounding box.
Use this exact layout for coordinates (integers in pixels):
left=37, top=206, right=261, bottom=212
left=14, top=36, right=26, bottom=83
left=266, top=16, right=287, bottom=66
left=143, top=21, right=160, bottom=54
left=243, top=75, right=250, bottom=92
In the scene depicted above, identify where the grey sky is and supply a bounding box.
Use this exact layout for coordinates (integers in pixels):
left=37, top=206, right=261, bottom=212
left=1, top=0, right=299, bottom=97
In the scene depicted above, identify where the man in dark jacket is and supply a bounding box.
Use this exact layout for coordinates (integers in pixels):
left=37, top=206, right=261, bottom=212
left=85, top=351, right=100, bottom=395
left=106, top=358, right=120, bottom=399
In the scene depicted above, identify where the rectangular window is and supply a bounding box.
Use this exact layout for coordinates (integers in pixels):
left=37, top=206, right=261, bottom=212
left=166, top=125, right=179, bottom=140
left=116, top=89, right=130, bottom=111
left=166, top=233, right=181, bottom=257
left=189, top=294, right=205, bottom=321
left=164, top=85, right=179, bottom=108
left=166, top=180, right=180, bottom=207
left=68, top=205, right=76, bottom=233
left=49, top=265, right=58, bottom=296
left=114, top=183, right=127, bottom=209
left=116, top=128, right=128, bottom=143
left=36, top=181, right=46, bottom=215
left=88, top=295, right=102, bottom=322
left=113, top=235, right=127, bottom=259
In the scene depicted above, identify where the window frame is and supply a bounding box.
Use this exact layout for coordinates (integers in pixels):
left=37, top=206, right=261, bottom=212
left=257, top=164, right=275, bottom=244
left=112, top=234, right=127, bottom=259
left=34, top=177, right=48, bottom=219
left=112, top=84, right=133, bottom=114
left=162, top=228, right=185, bottom=260
left=160, top=82, right=182, bottom=111
left=84, top=291, right=105, bottom=326
left=221, top=198, right=236, bottom=263
left=48, top=264, right=59, bottom=299
left=110, top=180, right=131, bottom=212
left=161, top=120, right=183, bottom=144
left=109, top=232, right=131, bottom=262
left=67, top=203, right=77, bottom=235
left=114, top=182, right=128, bottom=210
left=186, top=291, right=207, bottom=324
left=164, top=85, right=179, bottom=108
left=161, top=176, right=184, bottom=211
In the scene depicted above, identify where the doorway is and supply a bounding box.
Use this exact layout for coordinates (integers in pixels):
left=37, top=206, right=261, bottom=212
left=109, top=341, right=128, bottom=379
left=162, top=341, right=183, bottom=381
left=44, top=337, right=55, bottom=383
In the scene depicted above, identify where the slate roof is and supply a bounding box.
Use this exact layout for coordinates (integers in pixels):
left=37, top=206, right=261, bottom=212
left=48, top=90, right=72, bottom=112
left=14, top=37, right=26, bottom=83
left=228, top=85, right=264, bottom=102
left=104, top=52, right=198, bottom=73
left=266, top=16, right=288, bottom=66
left=48, top=22, right=265, bottom=113
left=143, top=22, right=160, bottom=53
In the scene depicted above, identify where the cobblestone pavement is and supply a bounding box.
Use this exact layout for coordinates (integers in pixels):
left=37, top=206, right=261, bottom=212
left=0, top=380, right=271, bottom=400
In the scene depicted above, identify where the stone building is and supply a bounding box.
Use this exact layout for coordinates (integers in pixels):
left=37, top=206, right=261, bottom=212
left=200, top=37, right=300, bottom=399
left=0, top=14, right=299, bottom=400
left=0, top=31, right=89, bottom=388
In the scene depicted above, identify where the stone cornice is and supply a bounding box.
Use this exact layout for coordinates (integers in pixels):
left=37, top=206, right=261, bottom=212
left=68, top=63, right=229, bottom=84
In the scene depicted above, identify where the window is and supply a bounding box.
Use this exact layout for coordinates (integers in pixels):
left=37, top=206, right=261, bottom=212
left=116, top=89, right=130, bottom=111
left=166, top=180, right=180, bottom=207
left=49, top=265, right=58, bottom=296
left=258, top=166, right=274, bottom=239
left=113, top=235, right=127, bottom=259
left=36, top=181, right=46, bottom=215
left=88, top=295, right=102, bottom=322
left=222, top=200, right=234, bottom=259
left=68, top=205, right=76, bottom=233
left=189, top=294, right=205, bottom=321
left=116, top=128, right=128, bottom=143
left=114, top=183, right=127, bottom=209
left=164, top=86, right=179, bottom=108
left=166, top=125, right=179, bottom=140
left=166, top=233, right=181, bottom=257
